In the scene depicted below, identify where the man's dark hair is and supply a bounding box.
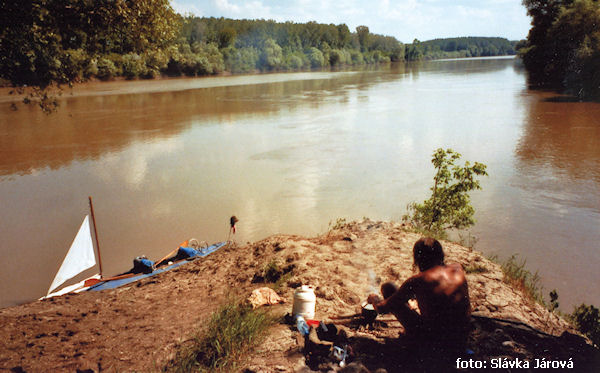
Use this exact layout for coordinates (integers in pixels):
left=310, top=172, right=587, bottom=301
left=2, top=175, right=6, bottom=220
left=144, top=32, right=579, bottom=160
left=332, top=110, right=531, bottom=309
left=413, top=237, right=444, bottom=271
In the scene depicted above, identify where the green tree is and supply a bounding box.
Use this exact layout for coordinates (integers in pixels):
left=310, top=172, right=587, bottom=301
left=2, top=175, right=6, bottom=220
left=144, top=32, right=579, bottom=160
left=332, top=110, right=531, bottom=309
left=356, top=25, right=370, bottom=52
left=406, top=148, right=488, bottom=236
left=259, top=38, right=283, bottom=70
left=520, top=0, right=600, bottom=99
left=405, top=39, right=424, bottom=61
left=0, top=0, right=178, bottom=111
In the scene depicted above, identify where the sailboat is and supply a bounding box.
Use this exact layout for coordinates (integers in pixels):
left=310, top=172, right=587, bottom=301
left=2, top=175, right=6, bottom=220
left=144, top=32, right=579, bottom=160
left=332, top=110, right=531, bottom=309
left=42, top=197, right=229, bottom=300
left=42, top=198, right=104, bottom=299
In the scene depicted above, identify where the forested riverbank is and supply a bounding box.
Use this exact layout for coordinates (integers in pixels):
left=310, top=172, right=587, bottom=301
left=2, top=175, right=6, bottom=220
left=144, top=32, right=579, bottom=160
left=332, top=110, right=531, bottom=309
left=520, top=0, right=600, bottom=99
left=1, top=0, right=517, bottom=113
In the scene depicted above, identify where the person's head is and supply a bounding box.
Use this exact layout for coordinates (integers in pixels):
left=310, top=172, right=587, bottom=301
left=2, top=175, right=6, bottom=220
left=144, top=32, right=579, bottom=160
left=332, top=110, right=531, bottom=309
left=413, top=237, right=444, bottom=272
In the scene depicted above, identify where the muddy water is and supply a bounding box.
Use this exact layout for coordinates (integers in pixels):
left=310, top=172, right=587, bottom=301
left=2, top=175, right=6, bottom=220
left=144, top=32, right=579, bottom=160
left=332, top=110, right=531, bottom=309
left=1, top=57, right=598, bottom=310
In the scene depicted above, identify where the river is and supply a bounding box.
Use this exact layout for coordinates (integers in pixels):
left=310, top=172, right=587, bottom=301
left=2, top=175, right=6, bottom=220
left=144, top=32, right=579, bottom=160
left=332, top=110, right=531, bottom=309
left=0, top=57, right=598, bottom=310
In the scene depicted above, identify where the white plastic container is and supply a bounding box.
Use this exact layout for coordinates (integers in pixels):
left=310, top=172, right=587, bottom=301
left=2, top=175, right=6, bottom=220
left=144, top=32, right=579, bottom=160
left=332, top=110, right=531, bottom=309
left=292, top=285, right=316, bottom=319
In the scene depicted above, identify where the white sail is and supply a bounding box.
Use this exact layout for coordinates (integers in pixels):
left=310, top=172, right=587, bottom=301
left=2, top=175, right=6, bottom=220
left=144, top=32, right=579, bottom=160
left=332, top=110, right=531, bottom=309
left=47, top=215, right=96, bottom=295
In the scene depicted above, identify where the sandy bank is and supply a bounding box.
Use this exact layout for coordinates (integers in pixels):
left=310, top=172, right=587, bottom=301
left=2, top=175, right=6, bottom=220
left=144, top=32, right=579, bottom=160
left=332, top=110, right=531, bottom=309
left=0, top=219, right=597, bottom=372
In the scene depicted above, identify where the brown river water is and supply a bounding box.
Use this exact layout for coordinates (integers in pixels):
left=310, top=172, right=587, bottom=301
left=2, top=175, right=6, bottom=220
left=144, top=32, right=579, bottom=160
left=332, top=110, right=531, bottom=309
left=1, top=57, right=598, bottom=310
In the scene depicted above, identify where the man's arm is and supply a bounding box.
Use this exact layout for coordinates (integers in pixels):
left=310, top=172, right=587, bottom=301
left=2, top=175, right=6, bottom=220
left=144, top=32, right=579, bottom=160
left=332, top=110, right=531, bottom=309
left=369, top=275, right=421, bottom=314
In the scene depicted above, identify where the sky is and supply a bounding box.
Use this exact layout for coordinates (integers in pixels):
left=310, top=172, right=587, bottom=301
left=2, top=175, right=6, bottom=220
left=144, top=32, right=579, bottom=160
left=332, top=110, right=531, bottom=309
left=170, top=0, right=532, bottom=43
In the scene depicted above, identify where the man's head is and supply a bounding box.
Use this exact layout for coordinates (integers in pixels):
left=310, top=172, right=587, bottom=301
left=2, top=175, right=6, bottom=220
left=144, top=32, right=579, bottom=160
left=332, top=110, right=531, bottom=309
left=413, top=237, right=444, bottom=271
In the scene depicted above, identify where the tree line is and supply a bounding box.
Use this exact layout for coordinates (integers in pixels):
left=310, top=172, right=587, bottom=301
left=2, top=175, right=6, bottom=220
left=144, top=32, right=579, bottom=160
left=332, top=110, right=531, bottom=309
left=520, top=0, right=600, bottom=99
left=0, top=0, right=520, bottom=95
left=405, top=37, right=518, bottom=61
left=0, top=1, right=405, bottom=91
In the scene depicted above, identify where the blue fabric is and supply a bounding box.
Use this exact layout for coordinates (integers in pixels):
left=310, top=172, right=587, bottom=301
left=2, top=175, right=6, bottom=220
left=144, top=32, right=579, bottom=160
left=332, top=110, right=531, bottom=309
left=177, top=246, right=198, bottom=258
left=87, top=242, right=226, bottom=291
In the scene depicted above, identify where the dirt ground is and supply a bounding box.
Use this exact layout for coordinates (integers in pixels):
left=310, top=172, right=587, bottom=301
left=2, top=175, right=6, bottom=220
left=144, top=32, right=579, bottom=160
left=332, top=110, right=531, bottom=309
left=1, top=219, right=598, bottom=372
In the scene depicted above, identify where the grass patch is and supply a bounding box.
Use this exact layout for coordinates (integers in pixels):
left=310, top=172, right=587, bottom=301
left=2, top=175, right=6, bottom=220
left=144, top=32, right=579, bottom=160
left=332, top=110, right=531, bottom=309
left=498, top=254, right=544, bottom=305
left=464, top=263, right=489, bottom=274
left=256, top=259, right=294, bottom=293
left=168, top=300, right=277, bottom=372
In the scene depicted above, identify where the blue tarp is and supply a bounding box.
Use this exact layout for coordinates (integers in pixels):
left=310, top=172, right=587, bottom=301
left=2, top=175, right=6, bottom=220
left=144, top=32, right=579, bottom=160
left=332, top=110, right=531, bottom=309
left=87, top=242, right=227, bottom=292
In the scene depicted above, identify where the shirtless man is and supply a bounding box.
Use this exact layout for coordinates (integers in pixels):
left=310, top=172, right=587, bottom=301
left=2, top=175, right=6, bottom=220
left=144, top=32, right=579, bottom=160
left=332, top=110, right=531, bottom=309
left=368, top=237, right=471, bottom=349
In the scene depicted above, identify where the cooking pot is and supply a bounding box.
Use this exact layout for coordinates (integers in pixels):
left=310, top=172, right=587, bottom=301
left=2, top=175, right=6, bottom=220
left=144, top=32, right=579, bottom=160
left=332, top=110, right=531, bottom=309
left=361, top=301, right=377, bottom=323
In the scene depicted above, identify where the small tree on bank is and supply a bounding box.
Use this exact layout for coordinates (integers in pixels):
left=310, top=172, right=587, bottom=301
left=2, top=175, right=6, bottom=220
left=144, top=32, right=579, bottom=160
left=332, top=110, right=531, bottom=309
left=406, top=148, right=488, bottom=237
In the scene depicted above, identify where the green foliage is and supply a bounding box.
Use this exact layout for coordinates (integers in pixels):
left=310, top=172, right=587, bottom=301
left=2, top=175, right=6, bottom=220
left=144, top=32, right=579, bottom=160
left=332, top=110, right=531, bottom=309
left=223, top=46, right=259, bottom=73
left=569, top=303, right=600, bottom=347
left=169, top=300, right=276, bottom=372
left=2, top=7, right=406, bottom=112
left=306, top=47, right=325, bottom=68
left=121, top=53, right=147, bottom=79
left=500, top=254, right=544, bottom=304
left=549, top=289, right=560, bottom=312
left=0, top=0, right=178, bottom=87
left=406, top=148, right=488, bottom=235
left=263, top=260, right=283, bottom=283
left=96, top=58, right=118, bottom=81
left=405, top=37, right=516, bottom=61
left=328, top=217, right=348, bottom=231
left=259, top=38, right=283, bottom=70
left=521, top=0, right=600, bottom=99
left=406, top=39, right=424, bottom=61
left=356, top=25, right=370, bottom=52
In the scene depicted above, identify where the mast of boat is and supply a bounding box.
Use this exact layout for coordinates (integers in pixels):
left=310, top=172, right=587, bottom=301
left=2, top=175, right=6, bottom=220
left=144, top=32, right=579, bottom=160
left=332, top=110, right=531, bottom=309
left=88, top=196, right=104, bottom=279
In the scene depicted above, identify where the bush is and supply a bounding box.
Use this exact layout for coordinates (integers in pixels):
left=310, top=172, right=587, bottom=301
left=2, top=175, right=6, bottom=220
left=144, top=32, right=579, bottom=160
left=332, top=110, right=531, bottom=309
left=121, top=53, right=146, bottom=79
left=349, top=50, right=364, bottom=65
left=62, top=49, right=90, bottom=81
left=223, top=46, right=259, bottom=73
left=405, top=148, right=488, bottom=236
left=96, top=57, right=118, bottom=80
left=306, top=47, right=325, bottom=68
left=84, top=58, right=99, bottom=78
left=143, top=49, right=169, bottom=78
left=284, top=53, right=305, bottom=69
left=201, top=43, right=225, bottom=74
left=259, top=38, right=283, bottom=70
left=570, top=304, right=600, bottom=347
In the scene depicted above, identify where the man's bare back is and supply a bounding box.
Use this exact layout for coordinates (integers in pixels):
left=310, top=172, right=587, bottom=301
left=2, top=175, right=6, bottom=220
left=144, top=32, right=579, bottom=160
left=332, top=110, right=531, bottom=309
left=368, top=238, right=471, bottom=344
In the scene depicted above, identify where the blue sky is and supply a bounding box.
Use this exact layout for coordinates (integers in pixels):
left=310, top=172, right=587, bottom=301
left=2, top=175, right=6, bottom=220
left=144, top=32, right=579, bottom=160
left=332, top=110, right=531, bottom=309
left=170, top=0, right=532, bottom=43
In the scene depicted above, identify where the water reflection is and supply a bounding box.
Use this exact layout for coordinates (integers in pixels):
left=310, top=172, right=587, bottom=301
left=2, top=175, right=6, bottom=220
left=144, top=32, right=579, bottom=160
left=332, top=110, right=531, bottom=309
left=517, top=97, right=600, bottom=185
left=0, top=69, right=405, bottom=178
left=1, top=59, right=599, bottom=310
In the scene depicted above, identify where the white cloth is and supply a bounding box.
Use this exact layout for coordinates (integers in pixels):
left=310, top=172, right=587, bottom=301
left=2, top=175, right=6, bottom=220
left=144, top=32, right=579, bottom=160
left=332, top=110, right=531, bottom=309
left=47, top=215, right=96, bottom=294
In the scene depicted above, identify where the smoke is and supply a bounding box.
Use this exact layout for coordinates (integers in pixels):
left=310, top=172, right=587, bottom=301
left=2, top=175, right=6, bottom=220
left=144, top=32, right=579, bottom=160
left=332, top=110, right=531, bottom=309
left=366, top=268, right=377, bottom=296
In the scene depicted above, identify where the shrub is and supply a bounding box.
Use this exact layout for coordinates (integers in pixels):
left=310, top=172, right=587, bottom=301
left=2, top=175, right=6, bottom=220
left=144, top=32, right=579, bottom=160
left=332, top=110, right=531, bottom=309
left=570, top=303, right=600, bottom=347
left=259, top=38, right=283, bottom=70
left=223, top=46, right=259, bottom=73
left=201, top=43, right=225, bottom=74
left=350, top=49, right=364, bottom=65
left=84, top=58, right=99, bottom=78
left=143, top=49, right=169, bottom=78
left=306, top=47, right=325, bottom=68
left=121, top=53, right=146, bottom=79
left=285, top=54, right=304, bottom=69
left=405, top=148, right=488, bottom=236
left=96, top=57, right=118, bottom=80
left=62, top=49, right=90, bottom=81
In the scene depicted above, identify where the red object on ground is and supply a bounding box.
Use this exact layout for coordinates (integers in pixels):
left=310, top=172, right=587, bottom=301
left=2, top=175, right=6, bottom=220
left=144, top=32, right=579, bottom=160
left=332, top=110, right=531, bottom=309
left=306, top=319, right=320, bottom=327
